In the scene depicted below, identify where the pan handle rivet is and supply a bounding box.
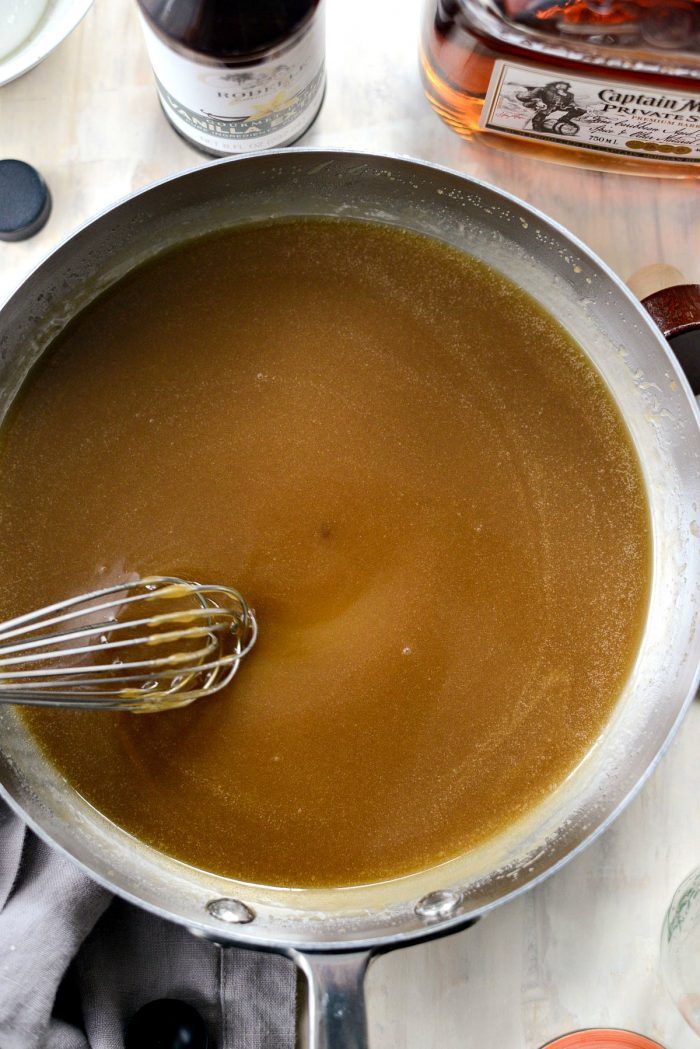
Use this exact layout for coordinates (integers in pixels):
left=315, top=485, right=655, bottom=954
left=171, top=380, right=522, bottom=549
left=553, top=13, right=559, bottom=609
left=206, top=898, right=255, bottom=924
left=415, top=889, right=463, bottom=920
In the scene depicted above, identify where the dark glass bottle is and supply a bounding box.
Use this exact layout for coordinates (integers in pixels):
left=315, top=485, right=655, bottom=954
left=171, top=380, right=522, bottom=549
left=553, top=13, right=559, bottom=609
left=137, top=0, right=325, bottom=156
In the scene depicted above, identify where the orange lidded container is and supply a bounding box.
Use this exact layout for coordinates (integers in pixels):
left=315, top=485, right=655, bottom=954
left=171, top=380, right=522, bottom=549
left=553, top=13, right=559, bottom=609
left=541, top=1031, right=665, bottom=1049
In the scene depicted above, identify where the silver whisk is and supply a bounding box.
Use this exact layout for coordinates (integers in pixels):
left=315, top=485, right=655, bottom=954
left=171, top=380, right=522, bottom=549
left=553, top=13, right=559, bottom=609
left=0, top=577, right=257, bottom=712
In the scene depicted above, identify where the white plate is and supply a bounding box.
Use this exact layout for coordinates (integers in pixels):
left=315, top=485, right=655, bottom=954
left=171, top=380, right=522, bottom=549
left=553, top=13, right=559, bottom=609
left=0, top=0, right=94, bottom=87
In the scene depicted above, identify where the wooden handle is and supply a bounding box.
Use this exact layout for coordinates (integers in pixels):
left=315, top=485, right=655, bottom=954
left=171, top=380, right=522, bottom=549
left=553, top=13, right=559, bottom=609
left=627, top=264, right=689, bottom=302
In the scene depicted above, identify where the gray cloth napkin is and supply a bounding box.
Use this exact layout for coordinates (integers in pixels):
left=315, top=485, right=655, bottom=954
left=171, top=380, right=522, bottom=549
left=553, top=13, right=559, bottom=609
left=0, top=801, right=296, bottom=1049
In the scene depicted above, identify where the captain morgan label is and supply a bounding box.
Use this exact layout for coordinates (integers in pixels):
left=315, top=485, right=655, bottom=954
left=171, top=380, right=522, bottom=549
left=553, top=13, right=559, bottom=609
left=140, top=8, right=325, bottom=154
left=481, top=60, right=700, bottom=163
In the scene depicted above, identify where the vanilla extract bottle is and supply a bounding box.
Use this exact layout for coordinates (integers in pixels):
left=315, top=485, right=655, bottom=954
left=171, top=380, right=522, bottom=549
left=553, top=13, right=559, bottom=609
left=137, top=0, right=325, bottom=156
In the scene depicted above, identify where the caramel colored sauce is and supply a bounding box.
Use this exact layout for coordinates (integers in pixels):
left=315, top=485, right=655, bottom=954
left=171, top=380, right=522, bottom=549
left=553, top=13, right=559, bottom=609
left=0, top=219, right=650, bottom=888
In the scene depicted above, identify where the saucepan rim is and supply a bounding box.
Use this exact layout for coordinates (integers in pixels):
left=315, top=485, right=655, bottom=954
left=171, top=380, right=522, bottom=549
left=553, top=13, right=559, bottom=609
left=0, top=148, right=698, bottom=956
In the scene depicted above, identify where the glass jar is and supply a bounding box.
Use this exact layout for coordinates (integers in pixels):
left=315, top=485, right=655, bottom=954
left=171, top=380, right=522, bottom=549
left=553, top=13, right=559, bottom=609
left=661, top=865, right=700, bottom=1036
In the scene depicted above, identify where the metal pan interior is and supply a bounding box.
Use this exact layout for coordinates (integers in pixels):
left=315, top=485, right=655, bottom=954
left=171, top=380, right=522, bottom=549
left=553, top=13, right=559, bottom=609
left=0, top=150, right=697, bottom=952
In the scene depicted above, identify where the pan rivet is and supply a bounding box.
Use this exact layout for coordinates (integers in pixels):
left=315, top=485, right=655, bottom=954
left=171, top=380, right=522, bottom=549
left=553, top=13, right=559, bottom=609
left=415, top=890, right=463, bottom=921
left=206, top=898, right=255, bottom=924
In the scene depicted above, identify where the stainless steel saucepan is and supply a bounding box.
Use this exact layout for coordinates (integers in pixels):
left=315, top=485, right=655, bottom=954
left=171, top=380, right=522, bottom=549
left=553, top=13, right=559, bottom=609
left=0, top=150, right=698, bottom=1048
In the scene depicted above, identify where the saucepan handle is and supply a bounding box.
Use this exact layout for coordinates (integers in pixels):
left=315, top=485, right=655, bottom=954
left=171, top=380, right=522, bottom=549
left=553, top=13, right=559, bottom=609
left=291, top=949, right=372, bottom=1049
left=629, top=265, right=700, bottom=395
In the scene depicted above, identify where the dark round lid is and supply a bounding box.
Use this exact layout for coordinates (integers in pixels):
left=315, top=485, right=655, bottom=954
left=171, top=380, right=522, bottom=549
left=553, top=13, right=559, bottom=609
left=0, top=159, right=51, bottom=242
left=125, top=998, right=209, bottom=1049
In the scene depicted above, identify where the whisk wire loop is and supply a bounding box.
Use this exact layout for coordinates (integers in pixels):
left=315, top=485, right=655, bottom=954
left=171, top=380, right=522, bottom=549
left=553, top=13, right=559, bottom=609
left=0, top=577, right=257, bottom=711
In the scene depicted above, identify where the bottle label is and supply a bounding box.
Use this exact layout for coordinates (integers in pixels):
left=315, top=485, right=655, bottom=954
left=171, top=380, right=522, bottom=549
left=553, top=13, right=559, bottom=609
left=139, top=7, right=325, bottom=154
left=481, top=60, right=700, bottom=163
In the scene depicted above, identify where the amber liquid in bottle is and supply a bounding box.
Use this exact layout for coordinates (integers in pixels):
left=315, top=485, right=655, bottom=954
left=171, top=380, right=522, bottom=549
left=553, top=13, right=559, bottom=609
left=137, top=0, right=325, bottom=156
left=420, top=0, right=700, bottom=176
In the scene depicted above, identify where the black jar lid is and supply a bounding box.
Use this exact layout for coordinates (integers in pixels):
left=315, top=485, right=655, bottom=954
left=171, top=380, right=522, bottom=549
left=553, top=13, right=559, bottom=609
left=0, top=159, right=52, bottom=242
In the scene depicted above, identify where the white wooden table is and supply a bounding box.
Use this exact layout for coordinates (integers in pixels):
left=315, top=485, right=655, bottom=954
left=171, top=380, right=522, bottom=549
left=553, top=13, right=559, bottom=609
left=1, top=2, right=698, bottom=1046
